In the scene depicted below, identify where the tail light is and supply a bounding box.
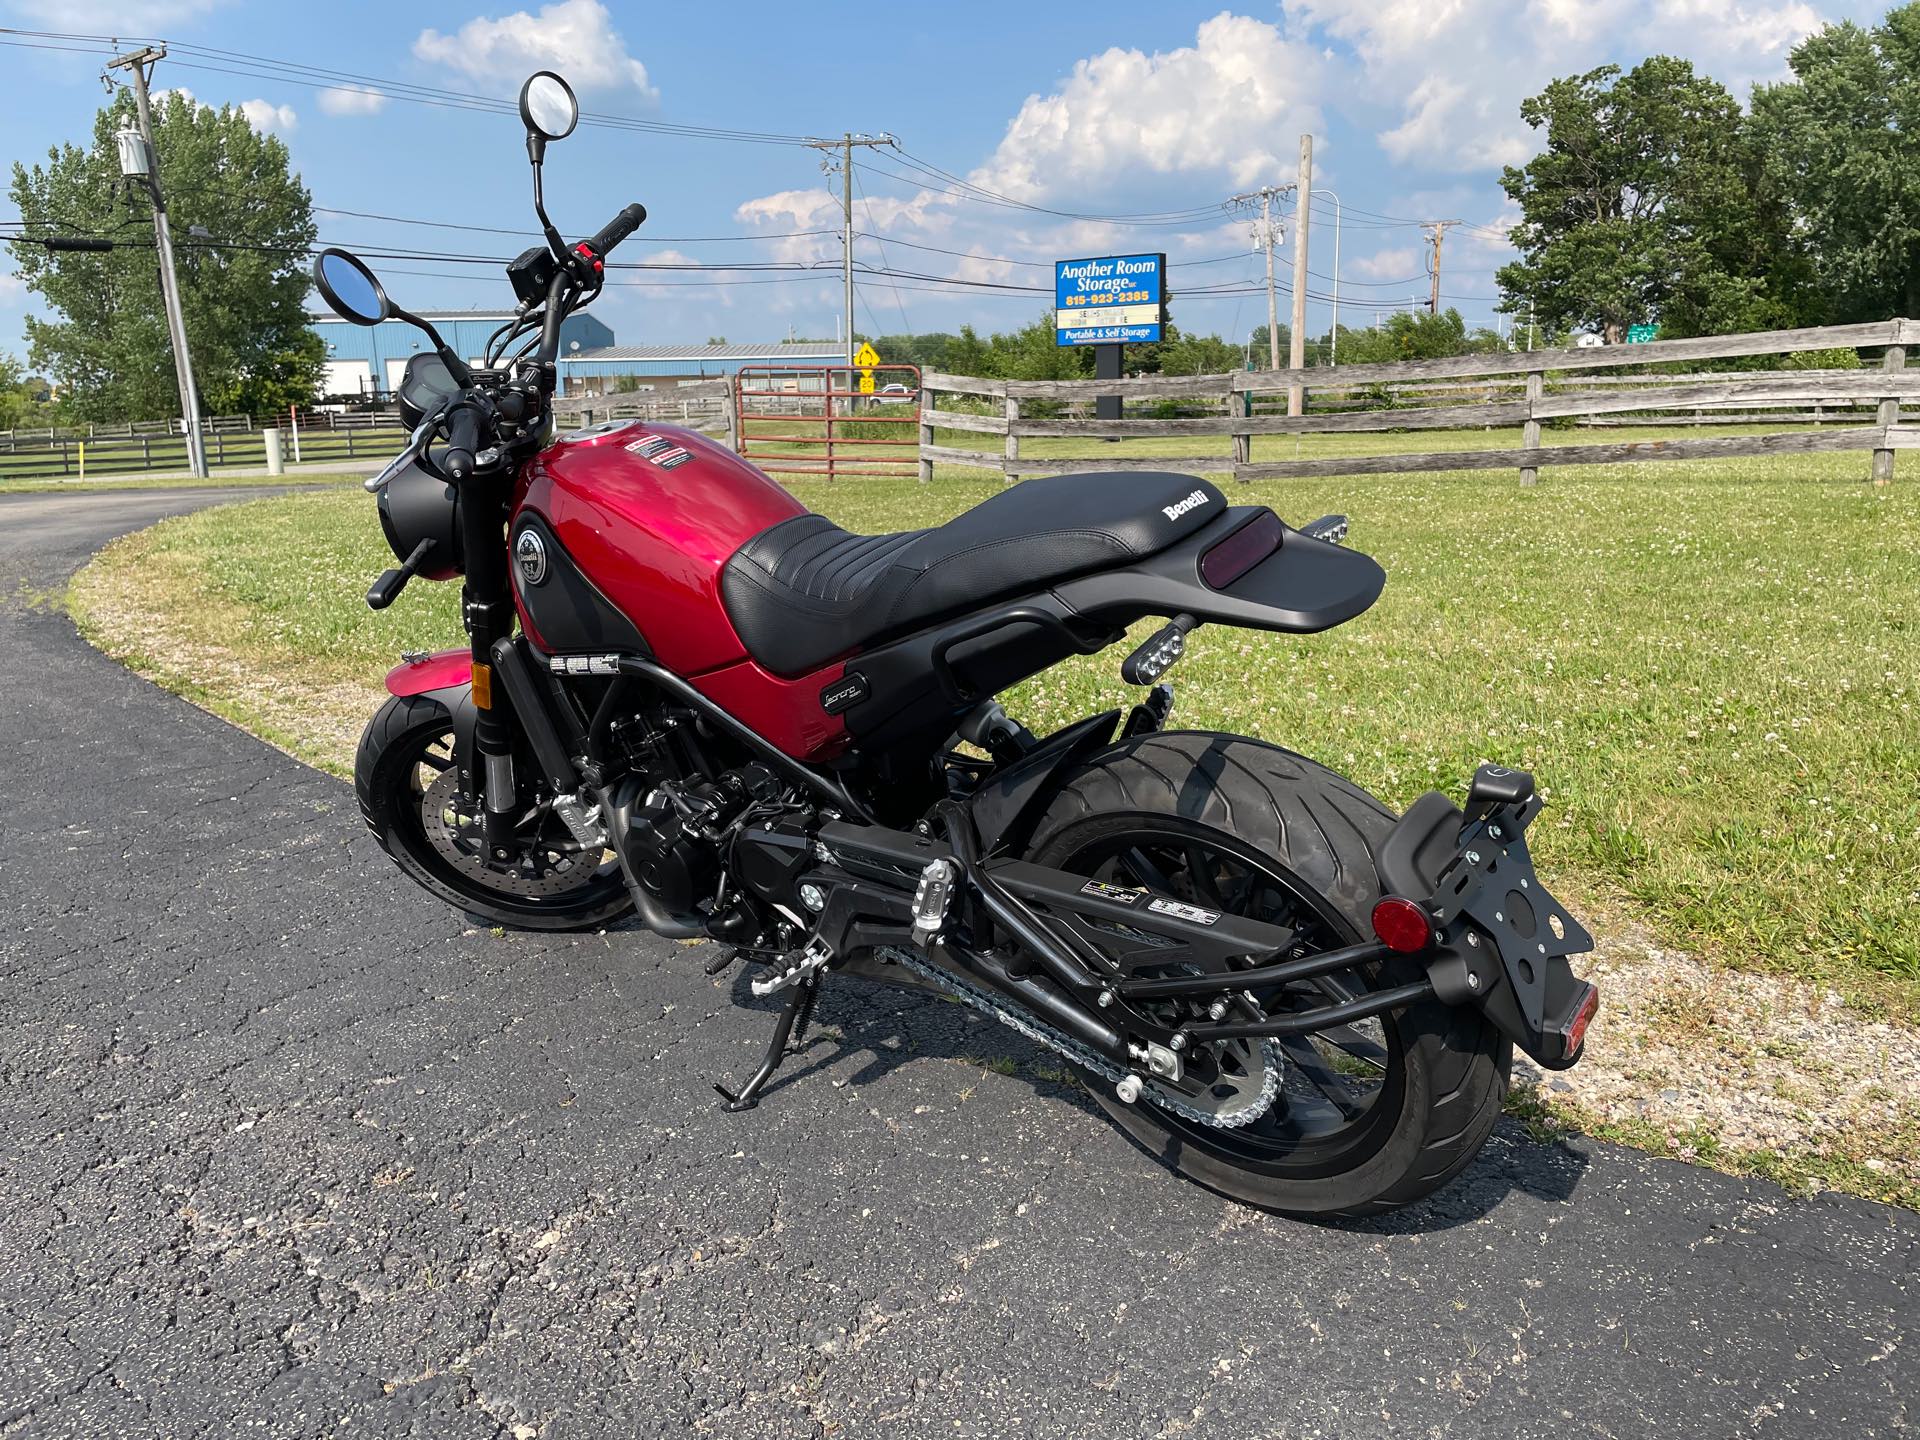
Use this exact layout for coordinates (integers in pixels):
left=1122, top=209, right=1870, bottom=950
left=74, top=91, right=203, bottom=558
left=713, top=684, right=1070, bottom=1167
left=1370, top=895, right=1435, bottom=953
left=1553, top=981, right=1601, bottom=1059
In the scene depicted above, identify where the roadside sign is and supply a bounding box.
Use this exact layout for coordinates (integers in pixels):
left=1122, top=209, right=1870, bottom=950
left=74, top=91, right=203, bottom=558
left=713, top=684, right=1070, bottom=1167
left=1054, top=253, right=1167, bottom=347
left=858, top=372, right=875, bottom=395
left=853, top=342, right=880, bottom=368
left=1626, top=324, right=1660, bottom=344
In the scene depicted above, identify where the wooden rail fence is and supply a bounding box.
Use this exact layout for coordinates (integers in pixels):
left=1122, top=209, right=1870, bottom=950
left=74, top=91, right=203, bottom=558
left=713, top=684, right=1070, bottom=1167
left=913, top=318, right=1915, bottom=486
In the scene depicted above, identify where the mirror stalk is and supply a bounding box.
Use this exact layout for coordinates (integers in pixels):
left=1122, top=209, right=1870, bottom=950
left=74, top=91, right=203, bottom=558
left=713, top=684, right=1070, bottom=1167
left=389, top=307, right=473, bottom=389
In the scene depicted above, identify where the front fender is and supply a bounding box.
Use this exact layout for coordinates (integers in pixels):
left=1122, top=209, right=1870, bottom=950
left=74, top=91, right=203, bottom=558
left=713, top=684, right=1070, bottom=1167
left=386, top=649, right=471, bottom=697
left=385, top=650, right=479, bottom=790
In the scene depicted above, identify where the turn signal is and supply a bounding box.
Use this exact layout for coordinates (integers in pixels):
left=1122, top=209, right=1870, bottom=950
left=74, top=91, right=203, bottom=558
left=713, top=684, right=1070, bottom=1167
left=1370, top=896, right=1434, bottom=954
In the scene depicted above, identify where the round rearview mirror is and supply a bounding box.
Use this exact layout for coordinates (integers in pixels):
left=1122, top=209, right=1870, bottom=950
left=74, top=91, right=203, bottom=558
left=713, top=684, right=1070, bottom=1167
left=313, top=248, right=389, bottom=327
left=519, top=71, right=579, bottom=142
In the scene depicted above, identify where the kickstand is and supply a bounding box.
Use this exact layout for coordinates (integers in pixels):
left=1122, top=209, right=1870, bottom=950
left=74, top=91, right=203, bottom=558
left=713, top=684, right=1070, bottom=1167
left=715, top=976, right=820, bottom=1113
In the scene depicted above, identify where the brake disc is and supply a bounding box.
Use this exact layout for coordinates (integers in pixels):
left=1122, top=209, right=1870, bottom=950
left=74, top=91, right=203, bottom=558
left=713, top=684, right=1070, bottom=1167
left=421, top=768, right=604, bottom=898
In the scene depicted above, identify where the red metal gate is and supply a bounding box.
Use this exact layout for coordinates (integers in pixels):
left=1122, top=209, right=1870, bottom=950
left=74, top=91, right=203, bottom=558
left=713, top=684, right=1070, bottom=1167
left=734, top=364, right=921, bottom=480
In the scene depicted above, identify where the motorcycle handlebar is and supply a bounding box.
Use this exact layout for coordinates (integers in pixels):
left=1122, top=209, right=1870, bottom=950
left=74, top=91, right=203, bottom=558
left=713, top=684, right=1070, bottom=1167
left=441, top=398, right=488, bottom=482
left=582, top=203, right=646, bottom=262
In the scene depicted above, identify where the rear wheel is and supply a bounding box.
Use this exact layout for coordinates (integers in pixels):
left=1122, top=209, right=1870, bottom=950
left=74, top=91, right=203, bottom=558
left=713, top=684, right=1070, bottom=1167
left=1027, top=731, right=1510, bottom=1218
left=355, top=694, right=633, bottom=931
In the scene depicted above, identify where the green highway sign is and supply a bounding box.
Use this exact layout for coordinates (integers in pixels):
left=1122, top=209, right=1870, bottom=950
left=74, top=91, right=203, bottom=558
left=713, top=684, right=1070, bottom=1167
left=1626, top=324, right=1660, bottom=344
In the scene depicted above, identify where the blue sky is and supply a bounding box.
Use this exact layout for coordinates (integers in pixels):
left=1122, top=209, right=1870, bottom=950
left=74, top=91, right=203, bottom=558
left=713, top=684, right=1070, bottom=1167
left=0, top=0, right=1888, bottom=362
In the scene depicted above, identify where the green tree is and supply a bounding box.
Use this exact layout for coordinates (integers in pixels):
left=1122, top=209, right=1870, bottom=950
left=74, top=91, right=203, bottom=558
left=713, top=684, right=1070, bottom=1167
left=1152, top=327, right=1241, bottom=375
left=1752, top=4, right=1920, bottom=323
left=7, top=90, right=321, bottom=422
left=1331, top=309, right=1491, bottom=363
left=1245, top=322, right=1293, bottom=364
left=0, top=352, right=59, bottom=429
left=1496, top=58, right=1801, bottom=342
left=870, top=332, right=960, bottom=370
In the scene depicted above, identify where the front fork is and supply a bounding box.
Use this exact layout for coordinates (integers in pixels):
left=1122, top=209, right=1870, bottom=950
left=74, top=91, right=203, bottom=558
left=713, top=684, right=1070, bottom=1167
left=460, top=475, right=523, bottom=851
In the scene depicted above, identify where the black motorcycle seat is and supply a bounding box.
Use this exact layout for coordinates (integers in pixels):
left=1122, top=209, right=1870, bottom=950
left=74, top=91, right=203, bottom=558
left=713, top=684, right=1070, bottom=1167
left=721, top=471, right=1228, bottom=677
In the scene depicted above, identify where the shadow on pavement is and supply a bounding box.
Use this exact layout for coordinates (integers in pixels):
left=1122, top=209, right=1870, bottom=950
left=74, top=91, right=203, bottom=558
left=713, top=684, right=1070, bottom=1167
left=716, top=958, right=1590, bottom=1232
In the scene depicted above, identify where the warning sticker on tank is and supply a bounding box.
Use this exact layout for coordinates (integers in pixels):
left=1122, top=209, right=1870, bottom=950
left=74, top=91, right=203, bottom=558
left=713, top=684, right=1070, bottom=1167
left=625, top=434, right=674, bottom=458
left=1147, top=896, right=1219, bottom=926
left=654, top=448, right=693, bottom=469
left=1079, top=879, right=1144, bottom=906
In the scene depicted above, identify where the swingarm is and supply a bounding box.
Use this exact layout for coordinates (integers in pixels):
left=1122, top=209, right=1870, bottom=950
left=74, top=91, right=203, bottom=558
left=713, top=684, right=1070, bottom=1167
left=714, top=762, right=1599, bottom=1109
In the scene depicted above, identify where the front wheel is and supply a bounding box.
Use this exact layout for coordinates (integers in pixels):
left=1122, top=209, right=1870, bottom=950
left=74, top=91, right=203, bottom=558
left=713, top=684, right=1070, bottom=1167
left=1027, top=731, right=1511, bottom=1218
left=355, top=694, right=633, bottom=931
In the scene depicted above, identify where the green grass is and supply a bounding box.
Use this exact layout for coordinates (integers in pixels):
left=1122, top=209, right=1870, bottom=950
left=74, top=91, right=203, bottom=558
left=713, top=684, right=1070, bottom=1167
left=67, top=435, right=1920, bottom=1019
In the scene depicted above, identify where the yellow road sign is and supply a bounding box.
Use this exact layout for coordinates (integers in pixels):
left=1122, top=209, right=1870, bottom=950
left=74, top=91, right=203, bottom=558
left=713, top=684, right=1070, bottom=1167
left=858, top=373, right=875, bottom=395
left=853, top=342, right=880, bottom=368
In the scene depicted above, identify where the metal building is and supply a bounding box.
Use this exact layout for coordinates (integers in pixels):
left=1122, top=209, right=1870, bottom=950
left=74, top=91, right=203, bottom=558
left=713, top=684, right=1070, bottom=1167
left=556, top=341, right=847, bottom=397
left=311, top=309, right=617, bottom=399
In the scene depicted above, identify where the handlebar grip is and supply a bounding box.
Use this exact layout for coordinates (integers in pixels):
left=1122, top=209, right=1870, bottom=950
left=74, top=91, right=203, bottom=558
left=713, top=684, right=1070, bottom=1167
left=441, top=401, right=487, bottom=482
left=582, top=202, right=647, bottom=261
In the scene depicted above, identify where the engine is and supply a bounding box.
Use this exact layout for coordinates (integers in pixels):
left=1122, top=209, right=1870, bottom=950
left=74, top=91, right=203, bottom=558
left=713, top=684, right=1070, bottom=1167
left=604, top=764, right=794, bottom=941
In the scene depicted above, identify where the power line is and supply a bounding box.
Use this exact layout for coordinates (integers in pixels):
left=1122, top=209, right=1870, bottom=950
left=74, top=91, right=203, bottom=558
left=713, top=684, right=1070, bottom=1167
left=852, top=166, right=914, bottom=337
left=0, top=27, right=826, bottom=147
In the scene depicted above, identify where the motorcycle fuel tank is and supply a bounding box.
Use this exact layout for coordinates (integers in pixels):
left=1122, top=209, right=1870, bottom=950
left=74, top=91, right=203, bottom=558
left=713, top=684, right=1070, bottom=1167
left=512, top=419, right=852, bottom=760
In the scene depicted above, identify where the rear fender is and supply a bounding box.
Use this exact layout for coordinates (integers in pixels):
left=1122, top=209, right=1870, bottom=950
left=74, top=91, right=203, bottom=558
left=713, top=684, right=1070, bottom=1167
left=385, top=650, right=479, bottom=791
left=965, top=709, right=1123, bottom=854
left=1050, top=506, right=1385, bottom=636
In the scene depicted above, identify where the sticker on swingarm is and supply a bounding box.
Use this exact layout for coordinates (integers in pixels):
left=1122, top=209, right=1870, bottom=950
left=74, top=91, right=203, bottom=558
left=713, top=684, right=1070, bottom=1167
left=1079, top=879, right=1144, bottom=907
left=1147, top=896, right=1220, bottom=926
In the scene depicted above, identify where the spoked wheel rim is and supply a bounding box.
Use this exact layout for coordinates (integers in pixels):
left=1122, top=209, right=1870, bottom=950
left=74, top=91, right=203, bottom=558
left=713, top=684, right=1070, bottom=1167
left=387, top=725, right=627, bottom=917
left=1054, top=819, right=1408, bottom=1179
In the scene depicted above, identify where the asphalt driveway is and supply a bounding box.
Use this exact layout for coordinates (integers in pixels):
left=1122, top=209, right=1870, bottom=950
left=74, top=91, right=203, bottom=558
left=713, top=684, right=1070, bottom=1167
left=1, top=487, right=1913, bottom=1438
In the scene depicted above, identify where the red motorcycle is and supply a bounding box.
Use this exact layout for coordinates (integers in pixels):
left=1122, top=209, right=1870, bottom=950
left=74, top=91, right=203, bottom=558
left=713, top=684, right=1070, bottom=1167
left=313, top=71, right=1598, bottom=1217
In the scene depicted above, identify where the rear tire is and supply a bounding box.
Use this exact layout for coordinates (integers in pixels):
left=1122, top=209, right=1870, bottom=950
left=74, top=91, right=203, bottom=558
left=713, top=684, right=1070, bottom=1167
left=1027, top=730, right=1510, bottom=1218
left=356, top=694, right=633, bottom=932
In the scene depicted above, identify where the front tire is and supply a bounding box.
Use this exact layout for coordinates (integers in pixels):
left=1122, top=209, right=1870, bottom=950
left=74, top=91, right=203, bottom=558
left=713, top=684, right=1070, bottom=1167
left=1027, top=730, right=1510, bottom=1218
left=355, top=694, right=633, bottom=932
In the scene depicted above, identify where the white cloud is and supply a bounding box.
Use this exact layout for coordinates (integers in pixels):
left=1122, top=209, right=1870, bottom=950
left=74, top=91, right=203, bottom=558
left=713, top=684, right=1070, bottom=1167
left=1350, top=246, right=1421, bottom=281
left=735, top=189, right=838, bottom=231
left=413, top=0, right=656, bottom=98
left=1286, top=0, right=1831, bottom=172
left=1379, top=76, right=1532, bottom=171
left=238, top=99, right=297, bottom=133
left=151, top=87, right=295, bottom=134
left=317, top=85, right=386, bottom=117
left=972, top=13, right=1324, bottom=200
left=0, top=270, right=25, bottom=303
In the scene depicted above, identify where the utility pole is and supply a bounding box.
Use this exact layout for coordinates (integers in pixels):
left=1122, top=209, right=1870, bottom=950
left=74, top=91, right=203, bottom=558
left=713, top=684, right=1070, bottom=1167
left=1288, top=134, right=1312, bottom=416
left=1421, top=219, right=1461, bottom=316
left=808, top=132, right=896, bottom=367
left=1223, top=182, right=1294, bottom=373
left=108, top=45, right=206, bottom=478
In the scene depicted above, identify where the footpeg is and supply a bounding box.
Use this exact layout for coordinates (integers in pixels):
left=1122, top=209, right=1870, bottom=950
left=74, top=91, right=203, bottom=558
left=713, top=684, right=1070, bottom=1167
left=750, top=937, right=831, bottom=997
left=910, top=859, right=956, bottom=949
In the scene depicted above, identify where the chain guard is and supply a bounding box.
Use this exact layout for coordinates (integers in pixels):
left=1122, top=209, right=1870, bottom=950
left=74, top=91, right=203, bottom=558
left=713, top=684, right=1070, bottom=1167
left=881, top=947, right=1282, bottom=1130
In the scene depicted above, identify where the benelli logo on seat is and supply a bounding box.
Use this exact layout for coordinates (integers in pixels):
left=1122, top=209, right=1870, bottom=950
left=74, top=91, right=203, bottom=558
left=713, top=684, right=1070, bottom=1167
left=1162, top=489, right=1210, bottom=521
